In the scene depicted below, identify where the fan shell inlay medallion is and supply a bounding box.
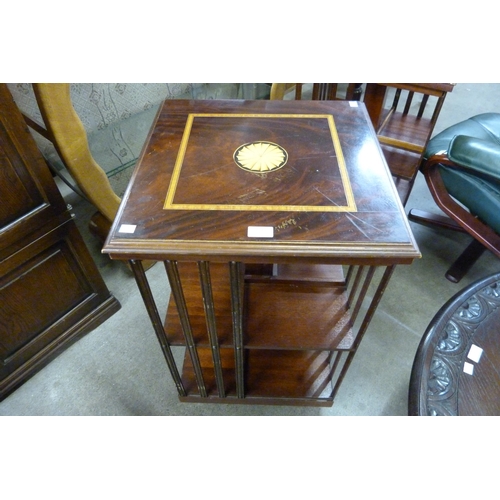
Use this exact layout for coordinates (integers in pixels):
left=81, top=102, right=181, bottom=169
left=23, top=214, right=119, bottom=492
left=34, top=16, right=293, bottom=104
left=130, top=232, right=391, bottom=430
left=233, top=141, right=288, bottom=173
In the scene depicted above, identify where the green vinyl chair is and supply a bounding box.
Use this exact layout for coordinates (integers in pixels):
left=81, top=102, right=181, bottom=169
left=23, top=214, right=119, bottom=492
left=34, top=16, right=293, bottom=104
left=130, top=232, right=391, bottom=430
left=409, top=113, right=500, bottom=282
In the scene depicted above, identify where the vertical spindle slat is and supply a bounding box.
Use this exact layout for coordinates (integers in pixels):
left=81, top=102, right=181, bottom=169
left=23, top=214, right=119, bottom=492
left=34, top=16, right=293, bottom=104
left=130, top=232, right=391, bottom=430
left=165, top=261, right=207, bottom=397
left=347, top=265, right=365, bottom=309
left=327, top=83, right=338, bottom=100
left=229, top=261, right=245, bottom=398
left=417, top=94, right=429, bottom=118
left=392, top=88, right=402, bottom=110
left=349, top=266, right=377, bottom=325
left=198, top=261, right=226, bottom=398
left=295, top=83, right=303, bottom=100
left=403, top=91, right=414, bottom=115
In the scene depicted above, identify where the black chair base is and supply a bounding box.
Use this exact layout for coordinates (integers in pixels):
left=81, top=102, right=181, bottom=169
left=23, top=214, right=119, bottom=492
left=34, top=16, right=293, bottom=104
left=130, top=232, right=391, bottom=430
left=408, top=209, right=487, bottom=283
left=445, top=238, right=486, bottom=283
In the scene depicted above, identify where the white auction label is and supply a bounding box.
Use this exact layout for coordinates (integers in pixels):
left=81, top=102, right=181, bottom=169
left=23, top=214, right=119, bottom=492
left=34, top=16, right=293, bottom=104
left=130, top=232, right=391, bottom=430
left=463, top=362, right=474, bottom=375
left=467, top=344, right=483, bottom=363
left=119, top=224, right=137, bottom=234
left=247, top=226, right=274, bottom=238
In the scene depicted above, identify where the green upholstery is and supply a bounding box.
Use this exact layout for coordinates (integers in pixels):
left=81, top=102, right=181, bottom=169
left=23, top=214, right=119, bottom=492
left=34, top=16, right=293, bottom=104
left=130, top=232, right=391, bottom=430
left=424, top=113, right=500, bottom=234
left=425, top=113, right=500, bottom=157
left=449, top=135, right=500, bottom=184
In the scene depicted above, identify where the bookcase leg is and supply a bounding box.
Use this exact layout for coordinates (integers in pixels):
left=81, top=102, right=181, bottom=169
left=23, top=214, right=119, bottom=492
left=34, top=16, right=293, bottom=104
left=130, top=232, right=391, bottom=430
left=331, top=265, right=397, bottom=400
left=129, top=259, right=186, bottom=397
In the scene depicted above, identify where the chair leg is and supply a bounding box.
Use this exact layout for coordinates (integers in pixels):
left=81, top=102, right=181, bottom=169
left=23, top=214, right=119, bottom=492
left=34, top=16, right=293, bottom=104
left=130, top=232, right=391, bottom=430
left=89, top=210, right=112, bottom=243
left=408, top=209, right=466, bottom=233
left=445, top=238, right=486, bottom=283
left=408, top=209, right=487, bottom=283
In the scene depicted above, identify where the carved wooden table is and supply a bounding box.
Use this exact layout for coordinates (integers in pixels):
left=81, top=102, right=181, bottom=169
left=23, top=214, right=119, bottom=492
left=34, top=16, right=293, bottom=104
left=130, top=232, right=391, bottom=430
left=103, top=99, right=420, bottom=407
left=409, top=272, right=500, bottom=416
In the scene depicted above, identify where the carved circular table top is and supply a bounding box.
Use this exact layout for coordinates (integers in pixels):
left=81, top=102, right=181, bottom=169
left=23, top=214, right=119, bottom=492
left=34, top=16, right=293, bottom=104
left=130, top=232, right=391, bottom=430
left=409, top=272, right=500, bottom=416
left=233, top=141, right=288, bottom=173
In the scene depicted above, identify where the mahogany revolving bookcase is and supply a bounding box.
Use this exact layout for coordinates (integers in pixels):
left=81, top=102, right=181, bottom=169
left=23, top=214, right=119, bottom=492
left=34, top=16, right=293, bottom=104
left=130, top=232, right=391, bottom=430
left=103, top=99, right=420, bottom=407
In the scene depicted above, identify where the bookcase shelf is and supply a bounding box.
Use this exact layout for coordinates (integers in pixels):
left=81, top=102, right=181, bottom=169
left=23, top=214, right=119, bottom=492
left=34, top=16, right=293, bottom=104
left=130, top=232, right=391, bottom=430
left=180, top=347, right=336, bottom=406
left=164, top=262, right=362, bottom=405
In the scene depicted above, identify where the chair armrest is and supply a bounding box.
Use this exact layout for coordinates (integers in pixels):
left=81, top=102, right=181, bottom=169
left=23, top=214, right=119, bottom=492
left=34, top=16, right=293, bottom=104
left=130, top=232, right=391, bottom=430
left=448, top=134, right=500, bottom=183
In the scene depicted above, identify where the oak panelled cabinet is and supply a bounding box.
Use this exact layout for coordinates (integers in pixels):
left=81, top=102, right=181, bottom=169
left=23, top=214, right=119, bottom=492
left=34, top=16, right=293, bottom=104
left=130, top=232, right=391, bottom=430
left=104, top=99, right=420, bottom=407
left=0, top=83, right=120, bottom=401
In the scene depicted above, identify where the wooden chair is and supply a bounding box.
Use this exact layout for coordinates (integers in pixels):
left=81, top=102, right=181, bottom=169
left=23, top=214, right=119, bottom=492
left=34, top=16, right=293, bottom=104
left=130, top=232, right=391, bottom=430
left=270, top=83, right=363, bottom=101
left=28, top=84, right=121, bottom=242
left=408, top=113, right=500, bottom=282
left=362, top=83, right=455, bottom=205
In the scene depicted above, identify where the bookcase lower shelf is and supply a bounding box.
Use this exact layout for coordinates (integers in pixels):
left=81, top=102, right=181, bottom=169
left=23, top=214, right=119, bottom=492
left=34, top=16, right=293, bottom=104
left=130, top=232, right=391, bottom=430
left=180, top=348, right=338, bottom=406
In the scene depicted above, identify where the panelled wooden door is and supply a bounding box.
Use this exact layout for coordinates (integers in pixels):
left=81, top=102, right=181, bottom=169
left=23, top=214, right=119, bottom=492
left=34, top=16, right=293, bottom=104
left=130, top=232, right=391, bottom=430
left=0, top=83, right=120, bottom=400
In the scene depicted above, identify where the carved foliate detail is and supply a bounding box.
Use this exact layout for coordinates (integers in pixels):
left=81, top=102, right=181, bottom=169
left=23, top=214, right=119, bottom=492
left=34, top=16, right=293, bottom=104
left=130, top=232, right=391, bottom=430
left=425, top=279, right=500, bottom=416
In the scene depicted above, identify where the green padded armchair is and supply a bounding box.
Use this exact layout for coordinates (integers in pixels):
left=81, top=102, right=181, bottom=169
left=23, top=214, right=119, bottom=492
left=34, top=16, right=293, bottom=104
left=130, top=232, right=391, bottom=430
left=409, top=113, right=500, bottom=282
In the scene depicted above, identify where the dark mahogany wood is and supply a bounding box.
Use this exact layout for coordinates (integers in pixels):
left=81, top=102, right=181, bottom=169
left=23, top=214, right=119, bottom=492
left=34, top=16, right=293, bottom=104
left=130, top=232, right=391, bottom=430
left=0, top=83, right=120, bottom=401
left=164, top=263, right=355, bottom=350
left=104, top=99, right=419, bottom=264
left=311, top=83, right=363, bottom=101
left=180, top=347, right=335, bottom=406
left=103, top=99, right=420, bottom=406
left=273, top=83, right=362, bottom=102
left=409, top=272, right=500, bottom=415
